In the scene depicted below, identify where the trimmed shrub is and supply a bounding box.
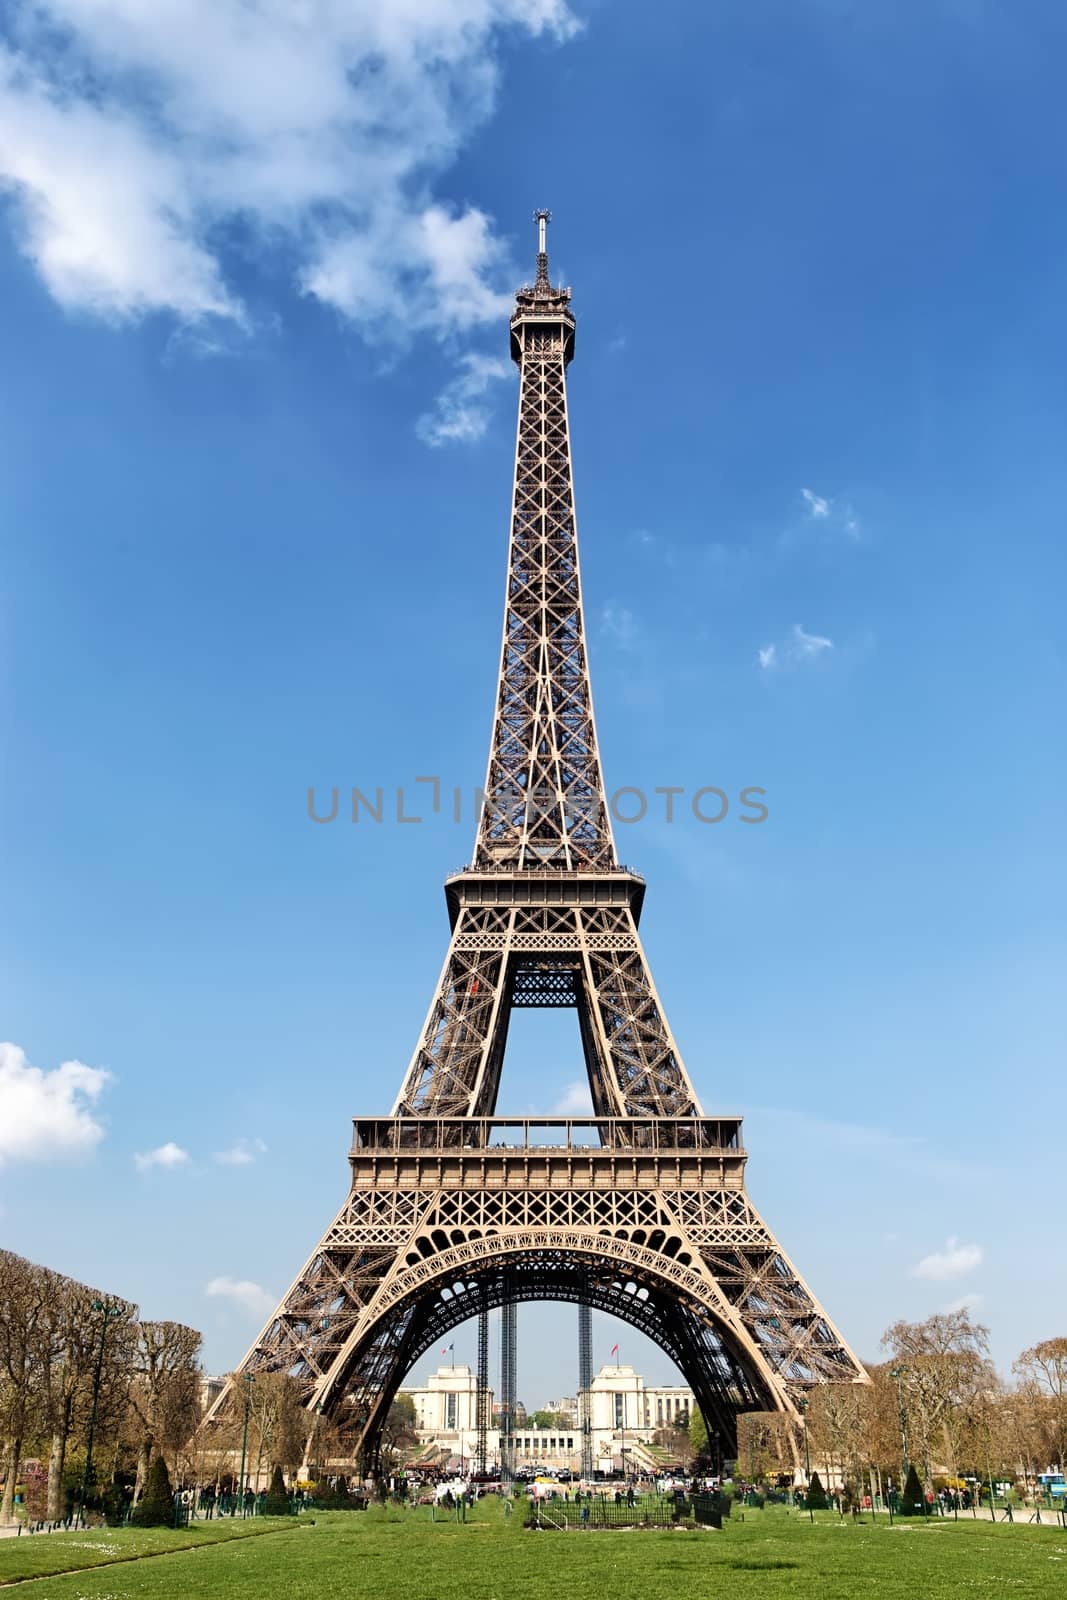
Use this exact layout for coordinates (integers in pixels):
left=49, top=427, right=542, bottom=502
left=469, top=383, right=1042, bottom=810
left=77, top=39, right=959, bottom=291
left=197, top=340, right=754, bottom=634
left=131, top=1456, right=174, bottom=1528
left=899, top=1464, right=927, bottom=1516
left=263, top=1465, right=290, bottom=1516
left=101, top=1483, right=130, bottom=1527
left=805, top=1471, right=828, bottom=1510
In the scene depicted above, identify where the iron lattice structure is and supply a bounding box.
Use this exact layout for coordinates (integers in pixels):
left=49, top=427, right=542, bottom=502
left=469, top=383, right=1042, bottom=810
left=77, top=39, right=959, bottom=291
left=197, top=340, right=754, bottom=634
left=204, top=216, right=866, bottom=1470
left=500, top=1299, right=517, bottom=1481
left=578, top=1302, right=593, bottom=1479
left=476, top=1308, right=490, bottom=1476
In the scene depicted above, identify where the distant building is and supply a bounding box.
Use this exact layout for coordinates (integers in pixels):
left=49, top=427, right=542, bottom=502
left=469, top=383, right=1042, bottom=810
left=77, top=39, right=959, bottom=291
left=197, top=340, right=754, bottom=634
left=588, top=1364, right=692, bottom=1434
left=200, top=1375, right=225, bottom=1413
left=399, top=1362, right=694, bottom=1474
left=403, top=1364, right=484, bottom=1452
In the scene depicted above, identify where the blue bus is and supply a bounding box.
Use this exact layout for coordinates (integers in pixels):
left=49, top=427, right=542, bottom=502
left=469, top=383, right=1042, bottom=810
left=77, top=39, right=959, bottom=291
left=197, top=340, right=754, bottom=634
left=1037, top=1473, right=1065, bottom=1499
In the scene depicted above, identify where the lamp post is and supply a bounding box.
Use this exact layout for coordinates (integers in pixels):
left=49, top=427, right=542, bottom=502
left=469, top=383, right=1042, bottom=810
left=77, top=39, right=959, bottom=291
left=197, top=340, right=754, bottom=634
left=796, top=1396, right=814, bottom=1523
left=889, top=1367, right=909, bottom=1503
left=237, top=1375, right=255, bottom=1515
left=80, top=1299, right=123, bottom=1524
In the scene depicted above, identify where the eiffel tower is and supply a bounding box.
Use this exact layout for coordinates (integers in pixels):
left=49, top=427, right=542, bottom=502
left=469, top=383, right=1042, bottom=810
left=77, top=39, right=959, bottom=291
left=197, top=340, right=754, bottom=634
left=206, top=213, right=866, bottom=1470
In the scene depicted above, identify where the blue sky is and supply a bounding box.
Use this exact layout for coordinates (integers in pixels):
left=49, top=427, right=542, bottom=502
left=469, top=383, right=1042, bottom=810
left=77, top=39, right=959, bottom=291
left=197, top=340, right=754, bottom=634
left=2, top=1, right=1065, bottom=1409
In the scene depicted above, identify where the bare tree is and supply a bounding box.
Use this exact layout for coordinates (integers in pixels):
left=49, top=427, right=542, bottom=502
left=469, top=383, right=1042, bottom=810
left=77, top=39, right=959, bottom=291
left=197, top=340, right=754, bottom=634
left=245, top=1374, right=310, bottom=1486
left=0, top=1255, right=50, bottom=1525
left=882, top=1311, right=997, bottom=1492
left=38, top=1275, right=137, bottom=1520
left=805, top=1381, right=871, bottom=1502
left=379, top=1396, right=419, bottom=1474
left=1014, top=1338, right=1067, bottom=1471
left=737, top=1411, right=792, bottom=1481
left=127, top=1321, right=202, bottom=1498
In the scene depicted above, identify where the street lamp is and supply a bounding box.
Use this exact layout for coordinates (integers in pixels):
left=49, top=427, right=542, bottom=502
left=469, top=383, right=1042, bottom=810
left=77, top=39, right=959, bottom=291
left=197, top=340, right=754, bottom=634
left=237, top=1375, right=255, bottom=1515
left=795, top=1396, right=814, bottom=1524
left=80, top=1299, right=123, bottom=1524
left=889, top=1367, right=909, bottom=1502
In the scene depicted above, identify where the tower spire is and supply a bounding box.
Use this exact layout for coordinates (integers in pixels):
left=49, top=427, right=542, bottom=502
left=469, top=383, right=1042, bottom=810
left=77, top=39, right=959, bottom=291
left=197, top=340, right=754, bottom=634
left=534, top=207, right=551, bottom=292
left=394, top=214, right=701, bottom=1123
left=480, top=211, right=596, bottom=869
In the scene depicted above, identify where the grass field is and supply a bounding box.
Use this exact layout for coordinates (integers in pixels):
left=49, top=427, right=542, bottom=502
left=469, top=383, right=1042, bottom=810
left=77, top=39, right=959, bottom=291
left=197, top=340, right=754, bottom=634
left=1, top=1500, right=1064, bottom=1598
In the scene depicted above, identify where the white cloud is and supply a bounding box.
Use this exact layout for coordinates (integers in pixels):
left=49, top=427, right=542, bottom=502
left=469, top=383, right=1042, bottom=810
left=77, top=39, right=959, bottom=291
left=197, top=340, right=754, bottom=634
left=801, top=487, right=831, bottom=519
left=945, top=1292, right=983, bottom=1314
left=134, top=1140, right=190, bottom=1171
left=791, top=623, right=833, bottom=659
left=755, top=624, right=833, bottom=672
left=213, top=1137, right=267, bottom=1167
left=552, top=1080, right=594, bottom=1114
left=205, top=1276, right=276, bottom=1320
left=416, top=351, right=512, bottom=446
left=600, top=602, right=638, bottom=648
left=911, top=1236, right=983, bottom=1281
left=0, top=1041, right=112, bottom=1164
left=0, top=1, right=579, bottom=420
left=790, top=488, right=861, bottom=543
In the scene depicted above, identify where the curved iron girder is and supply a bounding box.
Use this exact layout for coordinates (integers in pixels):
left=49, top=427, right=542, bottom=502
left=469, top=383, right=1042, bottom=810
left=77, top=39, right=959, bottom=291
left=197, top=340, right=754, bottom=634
left=309, top=1235, right=809, bottom=1472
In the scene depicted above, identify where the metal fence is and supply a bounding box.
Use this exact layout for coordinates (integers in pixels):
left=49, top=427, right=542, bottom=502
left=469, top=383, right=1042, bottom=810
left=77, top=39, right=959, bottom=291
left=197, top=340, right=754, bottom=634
left=525, top=1496, right=682, bottom=1530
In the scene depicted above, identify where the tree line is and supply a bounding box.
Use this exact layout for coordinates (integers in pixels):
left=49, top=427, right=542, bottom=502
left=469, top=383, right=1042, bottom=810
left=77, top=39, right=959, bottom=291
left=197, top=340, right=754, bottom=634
left=5, top=1246, right=1063, bottom=1518
left=690, top=1311, right=1067, bottom=1500
left=0, top=1248, right=424, bottom=1524
left=0, top=1249, right=201, bottom=1523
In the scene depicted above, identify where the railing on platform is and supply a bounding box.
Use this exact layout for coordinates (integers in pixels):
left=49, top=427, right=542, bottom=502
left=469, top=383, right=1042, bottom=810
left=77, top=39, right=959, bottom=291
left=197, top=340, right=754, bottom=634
left=351, top=1116, right=744, bottom=1156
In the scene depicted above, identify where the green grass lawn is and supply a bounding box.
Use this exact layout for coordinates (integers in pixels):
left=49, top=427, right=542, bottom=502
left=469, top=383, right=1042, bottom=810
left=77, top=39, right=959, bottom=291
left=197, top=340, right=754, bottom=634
left=0, top=1518, right=297, bottom=1584
left=2, top=1500, right=1064, bottom=1598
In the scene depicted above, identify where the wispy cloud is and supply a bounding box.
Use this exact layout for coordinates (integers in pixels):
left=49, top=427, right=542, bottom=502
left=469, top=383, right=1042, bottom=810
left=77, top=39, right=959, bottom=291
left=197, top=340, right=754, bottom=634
left=912, top=1236, right=983, bottom=1281
left=552, top=1080, right=594, bottom=1114
left=134, top=1140, right=190, bottom=1172
left=213, top=1137, right=267, bottom=1167
left=945, top=1292, right=983, bottom=1314
left=629, top=527, right=677, bottom=569
left=792, top=487, right=862, bottom=542
left=416, top=352, right=512, bottom=447
left=757, top=623, right=833, bottom=671
left=792, top=623, right=833, bottom=658
left=205, top=1276, right=275, bottom=1319
left=750, top=1107, right=988, bottom=1188
left=0, top=1041, right=112, bottom=1164
left=801, top=487, right=831, bottom=519
left=600, top=602, right=639, bottom=649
